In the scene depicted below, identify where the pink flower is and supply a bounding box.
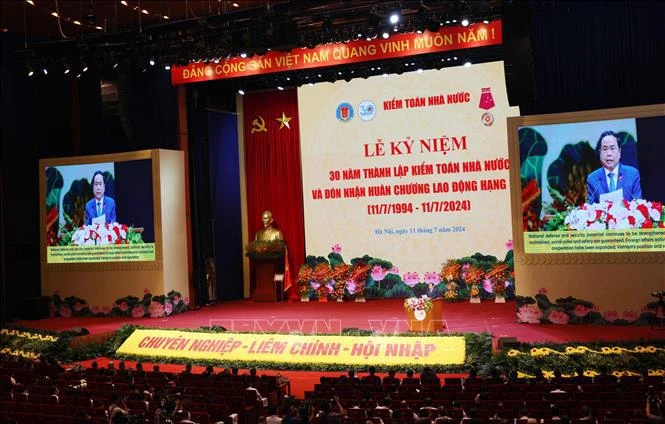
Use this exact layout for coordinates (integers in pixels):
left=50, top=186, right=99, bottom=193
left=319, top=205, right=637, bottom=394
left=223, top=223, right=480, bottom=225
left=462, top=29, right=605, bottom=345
left=131, top=305, right=145, bottom=318
left=101, top=306, right=111, bottom=315
left=331, top=244, right=342, bottom=253
left=164, top=302, right=173, bottom=316
left=59, top=305, right=72, bottom=318
left=548, top=310, right=570, bottom=325
left=505, top=239, right=513, bottom=250
left=389, top=266, right=399, bottom=275
left=90, top=305, right=100, bottom=314
left=573, top=304, right=590, bottom=317
left=402, top=272, right=420, bottom=287
left=424, top=272, right=440, bottom=285
left=346, top=281, right=357, bottom=294
left=622, top=310, right=639, bottom=323
left=310, top=282, right=320, bottom=290
left=602, top=310, right=619, bottom=322
left=148, top=301, right=165, bottom=318
left=538, top=287, right=548, bottom=295
left=371, top=265, right=387, bottom=281
left=117, top=301, right=128, bottom=312
left=516, top=304, right=543, bottom=323
left=74, top=302, right=86, bottom=312
left=482, top=277, right=493, bottom=294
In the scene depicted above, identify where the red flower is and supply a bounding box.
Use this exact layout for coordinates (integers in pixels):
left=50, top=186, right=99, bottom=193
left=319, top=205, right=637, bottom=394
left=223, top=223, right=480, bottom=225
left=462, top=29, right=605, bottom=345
left=642, top=220, right=653, bottom=229
left=628, top=216, right=635, bottom=226
left=636, top=204, right=649, bottom=220
left=623, top=199, right=630, bottom=208
left=573, top=304, right=590, bottom=317
left=652, top=201, right=663, bottom=213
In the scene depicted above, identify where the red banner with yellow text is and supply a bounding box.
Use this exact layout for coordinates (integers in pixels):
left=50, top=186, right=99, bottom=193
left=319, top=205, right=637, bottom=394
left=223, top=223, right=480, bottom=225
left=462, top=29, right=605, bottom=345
left=171, top=21, right=502, bottom=85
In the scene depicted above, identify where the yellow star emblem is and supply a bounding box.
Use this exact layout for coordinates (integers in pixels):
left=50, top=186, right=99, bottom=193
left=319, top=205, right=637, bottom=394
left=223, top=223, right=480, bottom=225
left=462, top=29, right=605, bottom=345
left=276, top=112, right=292, bottom=129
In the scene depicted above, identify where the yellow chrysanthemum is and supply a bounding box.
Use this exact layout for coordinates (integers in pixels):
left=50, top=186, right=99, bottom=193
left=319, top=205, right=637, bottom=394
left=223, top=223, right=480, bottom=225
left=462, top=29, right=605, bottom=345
left=634, top=346, right=646, bottom=353
left=507, top=349, right=521, bottom=357
left=646, top=346, right=657, bottom=353
left=565, top=346, right=577, bottom=354
left=542, top=371, right=555, bottom=379
left=601, top=347, right=613, bottom=354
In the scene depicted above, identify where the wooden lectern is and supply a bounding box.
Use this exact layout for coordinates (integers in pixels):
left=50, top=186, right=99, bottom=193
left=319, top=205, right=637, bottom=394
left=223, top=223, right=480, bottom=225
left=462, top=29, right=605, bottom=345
left=250, top=257, right=284, bottom=302
left=406, top=298, right=444, bottom=332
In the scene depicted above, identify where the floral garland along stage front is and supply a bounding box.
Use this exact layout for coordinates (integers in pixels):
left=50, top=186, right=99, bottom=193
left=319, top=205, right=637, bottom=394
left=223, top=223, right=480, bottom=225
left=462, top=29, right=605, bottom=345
left=49, top=289, right=189, bottom=318
left=297, top=241, right=515, bottom=302
left=59, top=222, right=146, bottom=246
left=517, top=288, right=665, bottom=326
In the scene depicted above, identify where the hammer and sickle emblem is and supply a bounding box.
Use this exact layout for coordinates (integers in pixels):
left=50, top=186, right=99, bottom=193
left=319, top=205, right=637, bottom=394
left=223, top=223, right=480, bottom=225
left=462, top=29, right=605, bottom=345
left=251, top=116, right=268, bottom=134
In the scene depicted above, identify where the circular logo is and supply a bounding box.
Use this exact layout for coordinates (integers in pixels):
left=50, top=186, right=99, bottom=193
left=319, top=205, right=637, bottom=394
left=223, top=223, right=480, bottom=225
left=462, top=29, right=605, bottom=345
left=358, top=100, right=377, bottom=121
left=481, top=111, right=494, bottom=126
left=336, top=103, right=354, bottom=123
left=414, top=309, right=427, bottom=321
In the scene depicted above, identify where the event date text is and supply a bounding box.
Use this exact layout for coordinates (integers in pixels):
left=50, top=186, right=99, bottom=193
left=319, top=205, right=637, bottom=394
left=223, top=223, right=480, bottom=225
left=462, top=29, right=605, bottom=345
left=366, top=200, right=471, bottom=215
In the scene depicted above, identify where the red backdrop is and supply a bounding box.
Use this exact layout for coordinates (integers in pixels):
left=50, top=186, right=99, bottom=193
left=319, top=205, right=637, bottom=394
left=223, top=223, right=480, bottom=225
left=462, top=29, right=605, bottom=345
left=243, top=88, right=305, bottom=299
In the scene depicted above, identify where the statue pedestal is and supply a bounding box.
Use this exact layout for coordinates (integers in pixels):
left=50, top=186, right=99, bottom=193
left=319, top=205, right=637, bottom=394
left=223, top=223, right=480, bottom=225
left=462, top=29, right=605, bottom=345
left=250, top=257, right=284, bottom=302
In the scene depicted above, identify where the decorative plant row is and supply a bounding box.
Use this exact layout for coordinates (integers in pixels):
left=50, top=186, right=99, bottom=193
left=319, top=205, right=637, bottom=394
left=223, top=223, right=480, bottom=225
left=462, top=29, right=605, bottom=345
left=516, top=289, right=665, bottom=326
left=49, top=289, right=189, bottom=318
left=297, top=242, right=515, bottom=301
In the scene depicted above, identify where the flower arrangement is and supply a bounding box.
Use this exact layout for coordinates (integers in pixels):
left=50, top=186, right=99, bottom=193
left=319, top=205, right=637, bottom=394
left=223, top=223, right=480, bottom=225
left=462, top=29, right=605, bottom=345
left=469, top=285, right=480, bottom=298
left=403, top=296, right=433, bottom=313
left=69, top=222, right=139, bottom=246
left=297, top=265, right=314, bottom=298
left=49, top=289, right=189, bottom=318
left=444, top=282, right=459, bottom=300
left=561, top=199, right=663, bottom=231
left=245, top=240, right=286, bottom=259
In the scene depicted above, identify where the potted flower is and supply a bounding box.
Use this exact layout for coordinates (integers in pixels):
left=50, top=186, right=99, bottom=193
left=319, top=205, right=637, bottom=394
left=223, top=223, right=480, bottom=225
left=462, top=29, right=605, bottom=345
left=403, top=296, right=433, bottom=321
left=443, top=282, right=459, bottom=301
left=469, top=284, right=481, bottom=303
left=297, top=265, right=313, bottom=302
left=486, top=263, right=509, bottom=303
left=316, top=282, right=331, bottom=302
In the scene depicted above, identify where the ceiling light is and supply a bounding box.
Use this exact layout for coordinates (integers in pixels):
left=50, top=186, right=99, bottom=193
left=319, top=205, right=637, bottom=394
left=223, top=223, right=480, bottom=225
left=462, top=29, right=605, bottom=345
left=81, top=60, right=88, bottom=72
left=238, top=89, right=245, bottom=95
left=232, top=2, right=239, bottom=7
left=63, top=61, right=70, bottom=74
left=464, top=61, right=472, bottom=68
left=76, top=73, right=82, bottom=79
left=73, top=20, right=81, bottom=25
left=42, top=66, right=48, bottom=75
left=240, top=52, right=247, bottom=58
left=163, top=15, right=170, bottom=20
left=149, top=58, right=155, bottom=66
left=27, top=65, right=34, bottom=77
left=141, top=9, right=149, bottom=15
left=95, top=26, right=102, bottom=30
left=461, top=19, right=469, bottom=27
left=51, top=12, right=59, bottom=18
left=389, top=13, right=400, bottom=25
left=277, top=86, right=284, bottom=91
left=120, top=1, right=128, bottom=5
left=164, top=65, right=171, bottom=70
left=483, top=19, right=490, bottom=24
left=382, top=31, right=389, bottom=39
left=416, top=68, right=423, bottom=73
left=26, top=0, right=35, bottom=5
left=113, top=62, right=119, bottom=69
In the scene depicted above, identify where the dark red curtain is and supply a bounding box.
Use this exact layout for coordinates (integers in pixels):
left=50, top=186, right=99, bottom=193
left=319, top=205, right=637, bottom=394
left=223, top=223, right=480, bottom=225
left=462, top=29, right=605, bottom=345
left=243, top=88, right=305, bottom=299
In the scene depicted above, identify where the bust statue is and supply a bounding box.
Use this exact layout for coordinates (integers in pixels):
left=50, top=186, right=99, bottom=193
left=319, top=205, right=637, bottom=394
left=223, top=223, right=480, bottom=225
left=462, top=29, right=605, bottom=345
left=255, top=210, right=283, bottom=242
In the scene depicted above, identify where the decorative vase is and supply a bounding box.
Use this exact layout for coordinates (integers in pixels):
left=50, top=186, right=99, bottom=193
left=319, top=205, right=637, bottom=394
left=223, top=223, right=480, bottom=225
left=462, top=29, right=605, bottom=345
left=494, top=294, right=505, bottom=303
left=300, top=296, right=309, bottom=302
left=470, top=296, right=481, bottom=304
left=355, top=296, right=366, bottom=303
left=318, top=296, right=328, bottom=303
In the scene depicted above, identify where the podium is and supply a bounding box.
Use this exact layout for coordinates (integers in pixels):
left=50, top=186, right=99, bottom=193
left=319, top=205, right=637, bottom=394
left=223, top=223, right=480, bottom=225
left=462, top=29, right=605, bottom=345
left=250, top=256, right=284, bottom=302
left=405, top=298, right=444, bottom=332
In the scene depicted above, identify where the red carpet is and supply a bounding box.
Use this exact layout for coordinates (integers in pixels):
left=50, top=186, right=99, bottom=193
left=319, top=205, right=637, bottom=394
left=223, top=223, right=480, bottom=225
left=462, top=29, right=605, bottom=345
left=13, top=299, right=665, bottom=398
left=15, top=298, right=665, bottom=343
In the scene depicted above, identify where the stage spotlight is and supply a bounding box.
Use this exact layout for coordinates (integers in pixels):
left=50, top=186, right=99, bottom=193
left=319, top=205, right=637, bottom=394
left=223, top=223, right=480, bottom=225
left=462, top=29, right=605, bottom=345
left=164, top=64, right=171, bottom=70
left=149, top=58, right=155, bottom=66
left=81, top=59, right=88, bottom=73
left=416, top=68, right=424, bottom=73
left=238, top=89, right=245, bottom=95
left=464, top=61, right=472, bottom=68
left=63, top=60, right=70, bottom=74
left=26, top=0, right=35, bottom=5
left=240, top=52, right=247, bottom=58
left=76, top=73, right=82, bottom=79
left=483, top=19, right=490, bottom=24
left=382, top=31, right=390, bottom=39
left=120, top=0, right=128, bottom=5
left=277, top=86, right=284, bottom=91
left=27, top=65, right=34, bottom=77
left=42, top=66, right=48, bottom=75
left=461, top=18, right=469, bottom=27
left=389, top=12, right=400, bottom=25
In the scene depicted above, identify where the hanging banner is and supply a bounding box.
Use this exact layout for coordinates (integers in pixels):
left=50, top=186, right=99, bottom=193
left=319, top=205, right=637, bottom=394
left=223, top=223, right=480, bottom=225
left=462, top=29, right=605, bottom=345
left=171, top=21, right=502, bottom=85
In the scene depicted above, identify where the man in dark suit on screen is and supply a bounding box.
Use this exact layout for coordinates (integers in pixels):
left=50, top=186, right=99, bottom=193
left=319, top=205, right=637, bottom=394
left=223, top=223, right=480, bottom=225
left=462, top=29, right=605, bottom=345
left=586, top=130, right=642, bottom=204
left=84, top=170, right=117, bottom=225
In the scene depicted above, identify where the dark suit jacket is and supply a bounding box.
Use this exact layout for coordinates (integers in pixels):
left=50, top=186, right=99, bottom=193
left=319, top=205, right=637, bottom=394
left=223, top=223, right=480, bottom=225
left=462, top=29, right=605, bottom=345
left=586, top=164, right=642, bottom=204
left=84, top=196, right=117, bottom=225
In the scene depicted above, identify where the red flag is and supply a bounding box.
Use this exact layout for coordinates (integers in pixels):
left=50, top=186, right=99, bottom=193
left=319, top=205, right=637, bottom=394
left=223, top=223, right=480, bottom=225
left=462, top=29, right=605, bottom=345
left=283, top=246, right=292, bottom=291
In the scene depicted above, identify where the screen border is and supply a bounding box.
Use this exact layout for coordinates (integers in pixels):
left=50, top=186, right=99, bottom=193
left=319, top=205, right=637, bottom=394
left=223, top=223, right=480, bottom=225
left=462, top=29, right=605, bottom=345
left=507, top=103, right=665, bottom=266
left=39, top=149, right=163, bottom=271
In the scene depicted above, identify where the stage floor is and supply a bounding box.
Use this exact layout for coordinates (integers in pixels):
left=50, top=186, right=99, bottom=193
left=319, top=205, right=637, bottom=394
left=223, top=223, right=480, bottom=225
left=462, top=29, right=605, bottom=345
left=15, top=298, right=665, bottom=344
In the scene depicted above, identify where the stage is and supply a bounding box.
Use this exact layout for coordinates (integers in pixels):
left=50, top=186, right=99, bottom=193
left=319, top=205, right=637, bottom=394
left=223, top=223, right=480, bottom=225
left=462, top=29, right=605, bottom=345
left=16, top=298, right=664, bottom=344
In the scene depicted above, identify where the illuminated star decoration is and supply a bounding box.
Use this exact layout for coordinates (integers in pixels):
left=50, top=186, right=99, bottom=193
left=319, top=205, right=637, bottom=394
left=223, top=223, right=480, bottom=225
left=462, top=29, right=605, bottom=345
left=276, top=112, right=292, bottom=129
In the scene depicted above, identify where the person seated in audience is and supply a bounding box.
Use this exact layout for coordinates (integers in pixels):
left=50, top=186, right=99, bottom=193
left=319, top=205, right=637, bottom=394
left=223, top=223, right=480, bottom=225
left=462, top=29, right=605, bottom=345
left=344, top=369, right=360, bottom=384
left=172, top=396, right=192, bottom=423
left=365, top=408, right=385, bottom=424
left=50, top=385, right=60, bottom=403
left=247, top=367, right=261, bottom=384
left=202, top=364, right=215, bottom=379
left=646, top=387, right=664, bottom=421
left=402, top=369, right=420, bottom=385
left=578, top=405, right=597, bottom=422
left=550, top=405, right=562, bottom=421
left=375, top=396, right=393, bottom=416
left=246, top=381, right=268, bottom=407
left=415, top=408, right=434, bottom=424
left=550, top=383, right=567, bottom=393
left=382, top=369, right=400, bottom=386
left=281, top=403, right=299, bottom=424
left=420, top=367, right=440, bottom=386
left=420, top=397, right=438, bottom=416
left=434, top=406, right=454, bottom=423
left=179, top=363, right=193, bottom=377
left=362, top=366, right=382, bottom=385
left=316, top=396, right=347, bottom=423
left=517, top=408, right=531, bottom=421
left=266, top=405, right=283, bottom=423
left=108, top=392, right=131, bottom=423
left=395, top=400, right=417, bottom=419
left=134, top=362, right=146, bottom=378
